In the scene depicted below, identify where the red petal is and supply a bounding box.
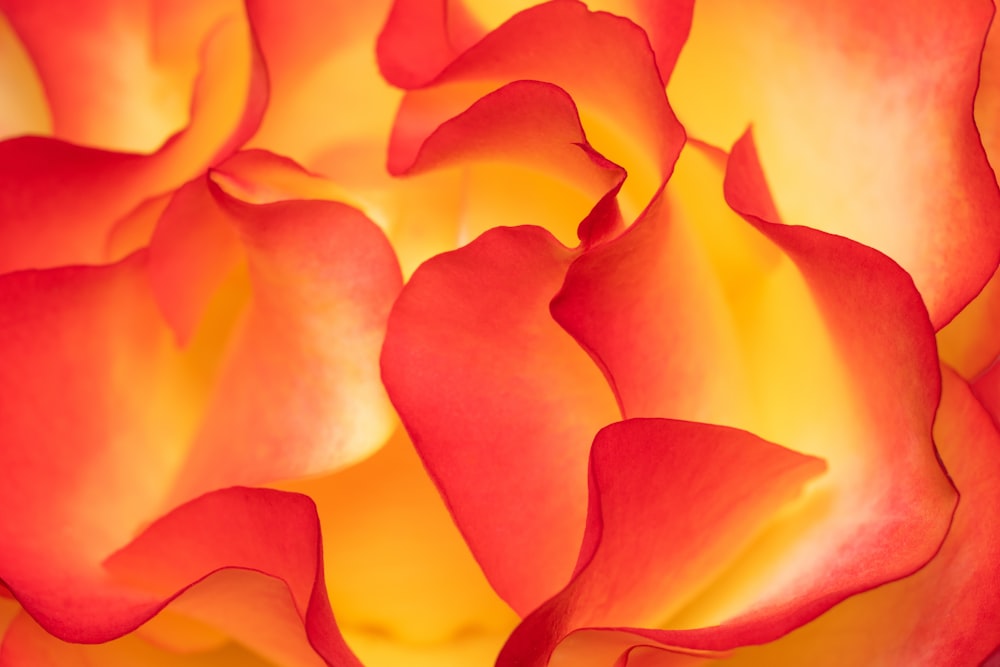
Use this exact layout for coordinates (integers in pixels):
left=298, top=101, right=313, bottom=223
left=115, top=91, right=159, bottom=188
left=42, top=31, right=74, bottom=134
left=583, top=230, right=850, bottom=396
left=0, top=5, right=267, bottom=273
left=497, top=418, right=825, bottom=667
left=168, top=157, right=403, bottom=498
left=381, top=226, right=620, bottom=614
left=393, top=79, right=626, bottom=248
left=0, top=254, right=187, bottom=592
left=0, top=487, right=360, bottom=666
left=547, top=132, right=954, bottom=651
left=668, top=0, right=1000, bottom=326
left=388, top=0, right=683, bottom=210
left=705, top=368, right=1000, bottom=665
left=377, top=0, right=484, bottom=89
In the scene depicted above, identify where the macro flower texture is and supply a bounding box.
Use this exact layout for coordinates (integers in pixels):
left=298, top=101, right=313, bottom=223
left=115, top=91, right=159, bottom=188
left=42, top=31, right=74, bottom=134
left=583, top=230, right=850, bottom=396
left=1, top=0, right=1000, bottom=665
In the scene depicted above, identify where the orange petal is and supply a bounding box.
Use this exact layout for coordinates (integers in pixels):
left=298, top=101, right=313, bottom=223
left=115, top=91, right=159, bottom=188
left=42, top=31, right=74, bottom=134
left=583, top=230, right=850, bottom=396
left=0, top=252, right=194, bottom=611
left=702, top=368, right=1000, bottom=666
left=388, top=1, right=683, bottom=214
left=245, top=0, right=402, bottom=170
left=381, top=226, right=620, bottom=615
left=0, top=0, right=229, bottom=151
left=668, top=0, right=1000, bottom=326
left=0, top=10, right=49, bottom=140
left=976, top=0, right=1000, bottom=174
left=3, top=488, right=359, bottom=665
left=544, top=133, right=955, bottom=652
left=168, top=157, right=403, bottom=498
left=395, top=79, right=626, bottom=248
left=0, top=4, right=266, bottom=273
left=496, top=418, right=825, bottom=667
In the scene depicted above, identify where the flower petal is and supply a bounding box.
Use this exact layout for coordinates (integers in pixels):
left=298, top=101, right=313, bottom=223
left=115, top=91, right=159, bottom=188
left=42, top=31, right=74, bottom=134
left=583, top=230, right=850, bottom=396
left=0, top=254, right=190, bottom=592
left=394, top=79, right=626, bottom=248
left=388, top=0, right=683, bottom=215
left=168, top=159, right=403, bottom=498
left=548, top=132, right=955, bottom=650
left=2, top=488, right=359, bottom=665
left=668, top=0, right=1000, bottom=325
left=0, top=4, right=267, bottom=273
left=376, top=0, right=485, bottom=89
left=246, top=0, right=402, bottom=171
left=381, top=225, right=620, bottom=614
left=496, top=418, right=825, bottom=667
left=700, top=367, right=1000, bottom=666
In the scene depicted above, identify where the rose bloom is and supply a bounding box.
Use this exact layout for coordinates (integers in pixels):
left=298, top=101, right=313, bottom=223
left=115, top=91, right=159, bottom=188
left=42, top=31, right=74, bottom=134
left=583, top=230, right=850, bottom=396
left=1, top=0, right=999, bottom=666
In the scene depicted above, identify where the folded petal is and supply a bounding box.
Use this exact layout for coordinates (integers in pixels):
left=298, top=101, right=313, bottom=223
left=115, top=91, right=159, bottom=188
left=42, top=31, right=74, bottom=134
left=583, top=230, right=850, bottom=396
left=547, top=133, right=954, bottom=651
left=497, top=418, right=825, bottom=667
left=376, top=0, right=484, bottom=89
left=0, top=487, right=360, bottom=666
left=705, top=368, right=1000, bottom=666
left=0, top=3, right=266, bottom=273
left=394, top=79, right=626, bottom=248
left=381, top=225, right=620, bottom=614
left=668, top=0, right=1000, bottom=326
left=168, top=154, right=402, bottom=498
left=388, top=1, right=684, bottom=216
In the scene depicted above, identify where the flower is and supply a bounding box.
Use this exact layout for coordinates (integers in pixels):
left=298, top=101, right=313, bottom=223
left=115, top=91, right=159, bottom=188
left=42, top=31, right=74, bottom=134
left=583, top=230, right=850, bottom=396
left=1, top=0, right=999, bottom=666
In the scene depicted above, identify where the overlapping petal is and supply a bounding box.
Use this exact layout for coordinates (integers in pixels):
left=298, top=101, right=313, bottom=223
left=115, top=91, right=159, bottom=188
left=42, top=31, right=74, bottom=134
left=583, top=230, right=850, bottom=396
left=1, top=487, right=360, bottom=666
left=668, top=0, right=1000, bottom=326
left=693, top=367, right=1000, bottom=667
left=381, top=226, right=620, bottom=615
left=0, top=0, right=267, bottom=273
left=169, top=153, right=403, bottom=498
left=0, top=150, right=401, bottom=659
left=385, top=0, right=684, bottom=217
left=446, top=131, right=955, bottom=664
left=497, top=419, right=825, bottom=667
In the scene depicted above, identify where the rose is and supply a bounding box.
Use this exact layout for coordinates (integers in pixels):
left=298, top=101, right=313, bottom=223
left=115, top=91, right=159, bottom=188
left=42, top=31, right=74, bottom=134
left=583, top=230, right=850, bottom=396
left=1, top=1, right=999, bottom=667
left=378, top=0, right=1000, bottom=664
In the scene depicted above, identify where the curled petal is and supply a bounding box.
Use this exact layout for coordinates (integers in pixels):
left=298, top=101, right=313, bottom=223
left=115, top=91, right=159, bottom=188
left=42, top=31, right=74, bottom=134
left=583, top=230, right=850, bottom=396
left=395, top=79, right=626, bottom=248
left=1, top=487, right=359, bottom=666
left=546, top=133, right=955, bottom=652
left=497, top=418, right=825, bottom=667
left=381, top=226, right=620, bottom=614
left=0, top=3, right=267, bottom=273
left=388, top=0, right=684, bottom=213
left=168, top=155, right=403, bottom=498
left=669, top=0, right=1000, bottom=325
left=703, top=368, right=1000, bottom=666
